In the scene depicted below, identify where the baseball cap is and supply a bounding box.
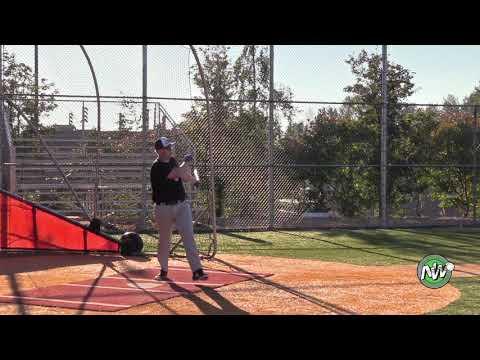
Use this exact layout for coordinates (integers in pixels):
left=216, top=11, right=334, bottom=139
left=154, top=137, right=176, bottom=149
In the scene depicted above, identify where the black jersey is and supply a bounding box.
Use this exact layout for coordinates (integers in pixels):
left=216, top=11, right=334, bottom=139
left=150, top=157, right=186, bottom=204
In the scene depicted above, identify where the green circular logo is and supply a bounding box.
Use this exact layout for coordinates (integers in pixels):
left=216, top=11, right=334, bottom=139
left=417, top=255, right=454, bottom=289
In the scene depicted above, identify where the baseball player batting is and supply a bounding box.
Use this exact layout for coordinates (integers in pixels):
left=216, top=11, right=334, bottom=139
left=150, top=136, right=208, bottom=281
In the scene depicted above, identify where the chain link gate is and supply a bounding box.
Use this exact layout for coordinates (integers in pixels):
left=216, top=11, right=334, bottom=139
left=1, top=45, right=219, bottom=258
left=3, top=44, right=480, bottom=260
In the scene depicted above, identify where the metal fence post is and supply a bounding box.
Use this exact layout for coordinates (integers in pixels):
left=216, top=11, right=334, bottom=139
left=139, top=45, right=148, bottom=231
left=380, top=45, right=388, bottom=227
left=252, top=45, right=256, bottom=114
left=268, top=45, right=275, bottom=230
left=153, top=103, right=157, bottom=130
left=0, top=44, right=3, bottom=189
left=473, top=105, right=478, bottom=222
left=34, top=45, right=39, bottom=127
left=0, top=45, right=14, bottom=194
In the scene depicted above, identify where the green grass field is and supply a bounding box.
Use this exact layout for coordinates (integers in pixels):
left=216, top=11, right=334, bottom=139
left=127, top=227, right=480, bottom=314
left=138, top=227, right=480, bottom=265
left=429, top=277, right=480, bottom=314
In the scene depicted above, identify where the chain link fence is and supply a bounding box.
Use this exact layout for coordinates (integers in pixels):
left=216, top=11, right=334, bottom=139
left=1, top=44, right=479, bottom=246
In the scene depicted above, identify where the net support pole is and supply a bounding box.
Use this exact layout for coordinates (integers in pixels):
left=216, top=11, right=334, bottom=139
left=268, top=45, right=275, bottom=230
left=79, top=45, right=101, bottom=221
left=189, top=45, right=217, bottom=258
left=473, top=105, right=478, bottom=222
left=380, top=45, right=388, bottom=228
left=138, top=44, right=148, bottom=231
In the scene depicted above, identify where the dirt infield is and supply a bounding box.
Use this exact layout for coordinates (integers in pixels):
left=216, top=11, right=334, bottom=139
left=1, top=252, right=478, bottom=315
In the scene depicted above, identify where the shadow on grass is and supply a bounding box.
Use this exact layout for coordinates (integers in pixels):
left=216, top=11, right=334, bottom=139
left=278, top=230, right=480, bottom=265
left=454, top=268, right=480, bottom=276
left=220, top=232, right=272, bottom=245
left=395, top=229, right=480, bottom=246
left=345, top=229, right=480, bottom=251
left=340, top=230, right=480, bottom=264
left=276, top=231, right=420, bottom=264
left=429, top=276, right=480, bottom=315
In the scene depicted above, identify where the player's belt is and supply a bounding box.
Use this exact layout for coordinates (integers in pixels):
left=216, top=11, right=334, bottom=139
left=156, top=200, right=184, bottom=206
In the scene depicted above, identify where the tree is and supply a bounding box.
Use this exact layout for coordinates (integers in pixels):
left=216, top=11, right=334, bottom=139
left=426, top=88, right=480, bottom=217
left=389, top=108, right=440, bottom=216
left=344, top=50, right=420, bottom=216
left=183, top=45, right=298, bottom=220
left=1, top=50, right=58, bottom=137
left=430, top=119, right=475, bottom=216
left=231, top=45, right=296, bottom=168
left=463, top=83, right=480, bottom=110
left=190, top=45, right=237, bottom=123
left=279, top=49, right=422, bottom=217
left=183, top=46, right=237, bottom=170
left=116, top=96, right=140, bottom=131
left=344, top=49, right=415, bottom=120
left=233, top=45, right=261, bottom=113
left=233, top=45, right=295, bottom=122
left=280, top=107, right=378, bottom=216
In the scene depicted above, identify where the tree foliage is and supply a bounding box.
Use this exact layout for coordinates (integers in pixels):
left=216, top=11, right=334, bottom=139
left=1, top=50, right=59, bottom=136
left=182, top=45, right=297, bottom=218
left=281, top=49, right=480, bottom=219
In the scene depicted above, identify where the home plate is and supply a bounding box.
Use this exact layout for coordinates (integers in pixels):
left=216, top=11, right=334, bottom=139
left=0, top=266, right=272, bottom=312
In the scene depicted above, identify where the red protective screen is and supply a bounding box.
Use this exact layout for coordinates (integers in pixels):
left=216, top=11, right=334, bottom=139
left=0, top=190, right=119, bottom=252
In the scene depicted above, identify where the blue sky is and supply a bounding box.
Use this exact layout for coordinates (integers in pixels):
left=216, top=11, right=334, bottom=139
left=4, top=45, right=480, bottom=130
left=274, top=45, right=480, bottom=104
left=389, top=45, right=480, bottom=103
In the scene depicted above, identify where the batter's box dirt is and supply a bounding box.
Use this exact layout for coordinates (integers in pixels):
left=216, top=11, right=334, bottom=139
left=0, top=253, right=476, bottom=315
